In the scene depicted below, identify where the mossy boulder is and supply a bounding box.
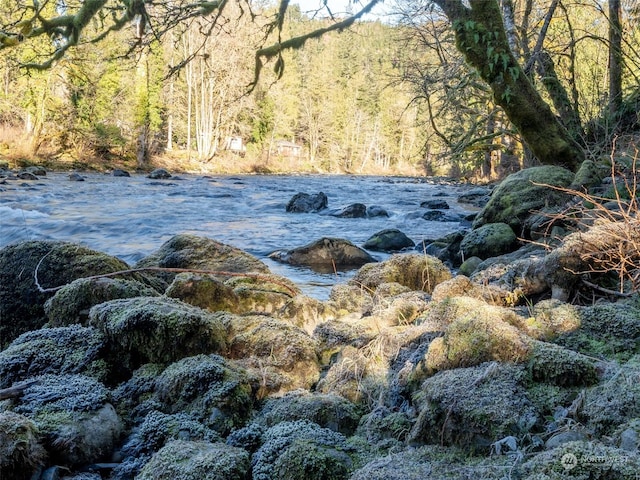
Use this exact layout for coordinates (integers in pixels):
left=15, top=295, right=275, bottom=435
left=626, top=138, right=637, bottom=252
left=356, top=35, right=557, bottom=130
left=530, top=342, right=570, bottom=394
left=88, top=296, right=227, bottom=374
left=226, top=315, right=321, bottom=397
left=350, top=253, right=452, bottom=293
left=136, top=440, right=250, bottom=480
left=430, top=275, right=511, bottom=306
left=165, top=272, right=301, bottom=316
left=251, top=420, right=357, bottom=480
left=11, top=374, right=122, bottom=465
left=362, top=228, right=415, bottom=252
left=152, top=354, right=253, bottom=435
left=355, top=406, right=413, bottom=445
left=349, top=444, right=513, bottom=480
left=459, top=222, right=518, bottom=260
left=0, top=325, right=108, bottom=388
left=112, top=410, right=221, bottom=479
left=580, top=357, right=640, bottom=436
left=517, top=440, right=640, bottom=479
left=0, top=411, right=47, bottom=480
left=570, top=158, right=606, bottom=191
left=527, top=340, right=599, bottom=387
left=278, top=294, right=338, bottom=334
left=528, top=299, right=581, bottom=341
left=269, top=237, right=377, bottom=272
left=472, top=166, right=574, bottom=236
left=44, top=277, right=160, bottom=326
left=135, top=233, right=270, bottom=286
left=0, top=240, right=131, bottom=347
left=408, top=362, right=539, bottom=452
left=112, top=363, right=165, bottom=424
left=255, top=390, right=362, bottom=436
left=555, top=299, right=640, bottom=362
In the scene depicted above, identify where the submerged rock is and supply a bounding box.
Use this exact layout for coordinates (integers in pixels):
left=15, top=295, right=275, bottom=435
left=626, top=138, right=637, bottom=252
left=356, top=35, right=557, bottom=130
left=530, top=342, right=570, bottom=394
left=269, top=237, right=376, bottom=272
left=327, top=203, right=367, bottom=218
left=362, top=228, right=415, bottom=252
left=286, top=192, right=328, bottom=213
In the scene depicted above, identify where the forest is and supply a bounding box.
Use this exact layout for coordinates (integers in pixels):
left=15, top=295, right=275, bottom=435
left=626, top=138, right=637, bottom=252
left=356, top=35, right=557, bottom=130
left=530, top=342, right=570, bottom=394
left=0, top=0, right=638, bottom=179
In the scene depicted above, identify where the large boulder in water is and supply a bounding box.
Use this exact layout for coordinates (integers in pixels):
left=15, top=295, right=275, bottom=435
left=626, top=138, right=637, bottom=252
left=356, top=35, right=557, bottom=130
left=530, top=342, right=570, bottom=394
left=269, top=237, right=376, bottom=272
left=0, top=240, right=132, bottom=347
left=363, top=228, right=415, bottom=252
left=135, top=234, right=270, bottom=286
left=472, top=166, right=574, bottom=237
left=286, top=192, right=328, bottom=213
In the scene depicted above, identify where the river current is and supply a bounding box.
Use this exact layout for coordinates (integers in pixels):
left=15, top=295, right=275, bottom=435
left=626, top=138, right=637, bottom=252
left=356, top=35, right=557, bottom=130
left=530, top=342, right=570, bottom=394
left=0, top=172, right=477, bottom=298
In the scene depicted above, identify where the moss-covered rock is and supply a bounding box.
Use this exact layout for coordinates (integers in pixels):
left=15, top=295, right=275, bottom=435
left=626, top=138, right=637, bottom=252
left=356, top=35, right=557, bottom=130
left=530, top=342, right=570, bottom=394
left=152, top=354, right=253, bottom=435
left=472, top=166, right=574, bottom=236
left=252, top=420, right=357, bottom=480
left=580, top=357, right=640, bottom=436
left=135, top=233, right=270, bottom=286
left=269, top=237, right=377, bottom=271
left=458, top=256, right=483, bottom=276
left=528, top=299, right=581, bottom=341
left=255, top=390, right=362, bottom=436
left=350, top=254, right=452, bottom=293
left=136, top=440, right=250, bottom=480
left=0, top=240, right=131, bottom=347
left=362, top=229, right=415, bottom=252
left=313, top=318, right=377, bottom=364
left=355, top=406, right=413, bottom=445
left=0, top=411, right=47, bottom=480
left=556, top=299, right=640, bottom=362
left=165, top=271, right=301, bottom=316
left=408, top=362, right=539, bottom=452
left=349, top=445, right=514, bottom=480
left=459, top=222, right=518, bottom=260
left=11, top=374, right=122, bottom=465
left=226, top=315, right=320, bottom=398
left=0, top=325, right=108, bottom=388
left=570, top=159, right=606, bottom=191
left=517, top=440, right=640, bottom=479
left=278, top=294, right=338, bottom=334
left=527, top=340, right=599, bottom=387
left=88, top=296, right=227, bottom=374
left=430, top=275, right=512, bottom=306
left=112, top=363, right=165, bottom=424
left=44, top=277, right=159, bottom=327
left=112, top=410, right=221, bottom=479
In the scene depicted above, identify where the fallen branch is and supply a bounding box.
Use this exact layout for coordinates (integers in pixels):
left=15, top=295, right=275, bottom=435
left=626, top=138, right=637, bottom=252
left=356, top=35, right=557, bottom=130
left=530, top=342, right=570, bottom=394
left=0, top=379, right=39, bottom=401
left=34, top=260, right=299, bottom=297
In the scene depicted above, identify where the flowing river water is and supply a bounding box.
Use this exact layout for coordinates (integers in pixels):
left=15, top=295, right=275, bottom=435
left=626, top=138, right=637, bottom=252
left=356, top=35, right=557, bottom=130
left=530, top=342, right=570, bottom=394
left=0, top=172, right=478, bottom=298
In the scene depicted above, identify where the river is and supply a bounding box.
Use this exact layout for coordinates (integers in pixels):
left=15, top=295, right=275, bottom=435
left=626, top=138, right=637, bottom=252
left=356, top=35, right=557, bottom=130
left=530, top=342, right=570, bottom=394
left=0, top=172, right=478, bottom=298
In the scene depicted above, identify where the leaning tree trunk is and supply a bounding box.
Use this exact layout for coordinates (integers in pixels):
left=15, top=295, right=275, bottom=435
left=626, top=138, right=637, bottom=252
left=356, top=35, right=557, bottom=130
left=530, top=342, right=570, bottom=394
left=433, top=0, right=584, bottom=171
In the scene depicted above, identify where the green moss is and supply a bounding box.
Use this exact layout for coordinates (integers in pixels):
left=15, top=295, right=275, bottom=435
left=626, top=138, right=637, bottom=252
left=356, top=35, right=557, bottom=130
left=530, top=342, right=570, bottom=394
left=518, top=440, right=640, bottom=479
left=0, top=411, right=46, bottom=480
left=0, top=325, right=108, bottom=387
left=472, top=166, right=574, bottom=236
left=153, top=354, right=253, bottom=434
left=527, top=340, right=599, bottom=387
left=252, top=420, right=358, bottom=480
left=350, top=253, right=452, bottom=293
left=44, top=277, right=160, bottom=327
left=256, top=390, right=362, bottom=436
left=460, top=223, right=518, bottom=260
left=0, top=240, right=132, bottom=347
left=136, top=440, right=250, bottom=480
left=89, top=296, right=227, bottom=375
left=409, top=363, right=539, bottom=452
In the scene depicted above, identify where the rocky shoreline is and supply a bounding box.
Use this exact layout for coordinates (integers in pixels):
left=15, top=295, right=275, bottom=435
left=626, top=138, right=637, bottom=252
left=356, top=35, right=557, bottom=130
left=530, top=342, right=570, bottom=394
left=2, top=163, right=640, bottom=479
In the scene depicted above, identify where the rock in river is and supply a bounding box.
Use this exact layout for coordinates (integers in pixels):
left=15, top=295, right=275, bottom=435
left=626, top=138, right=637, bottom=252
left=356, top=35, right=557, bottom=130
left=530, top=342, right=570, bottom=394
left=269, top=237, right=376, bottom=272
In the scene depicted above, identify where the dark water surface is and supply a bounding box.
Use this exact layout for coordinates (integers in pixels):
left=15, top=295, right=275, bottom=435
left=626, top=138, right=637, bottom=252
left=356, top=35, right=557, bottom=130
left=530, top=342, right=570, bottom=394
left=0, top=173, right=477, bottom=298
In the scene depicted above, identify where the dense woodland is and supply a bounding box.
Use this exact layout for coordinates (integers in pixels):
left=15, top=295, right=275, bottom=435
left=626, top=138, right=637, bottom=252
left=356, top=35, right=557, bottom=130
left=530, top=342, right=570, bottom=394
left=0, top=0, right=638, bottom=178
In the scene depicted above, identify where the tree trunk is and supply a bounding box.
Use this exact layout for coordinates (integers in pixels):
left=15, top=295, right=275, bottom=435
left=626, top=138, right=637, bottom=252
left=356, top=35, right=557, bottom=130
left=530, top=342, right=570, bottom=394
left=608, top=0, right=623, bottom=122
left=433, top=0, right=584, bottom=171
